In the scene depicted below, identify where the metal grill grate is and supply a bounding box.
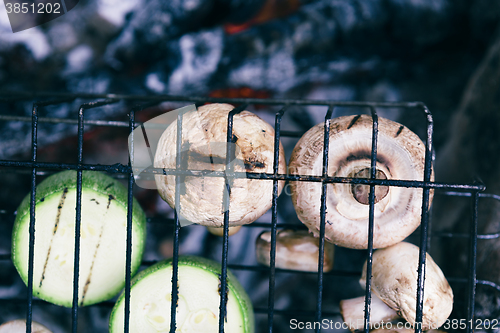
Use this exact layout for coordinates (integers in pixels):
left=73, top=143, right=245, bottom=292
left=0, top=93, right=499, bottom=333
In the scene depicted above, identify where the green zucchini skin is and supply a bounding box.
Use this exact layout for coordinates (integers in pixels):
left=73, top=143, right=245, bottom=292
left=11, top=170, right=147, bottom=307
left=109, top=256, right=255, bottom=333
left=13, top=170, right=146, bottom=227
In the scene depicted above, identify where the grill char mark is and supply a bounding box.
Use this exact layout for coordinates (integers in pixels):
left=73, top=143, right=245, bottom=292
left=395, top=125, right=404, bottom=137
left=39, top=187, right=68, bottom=288
left=244, top=157, right=266, bottom=171
left=347, top=115, right=362, bottom=129
left=185, top=150, right=227, bottom=165
left=107, top=194, right=115, bottom=209
left=80, top=193, right=113, bottom=305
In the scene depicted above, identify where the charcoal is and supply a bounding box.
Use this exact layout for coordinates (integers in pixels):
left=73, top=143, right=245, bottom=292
left=385, top=0, right=456, bottom=46
left=432, top=27, right=500, bottom=321
left=107, top=0, right=458, bottom=79
left=470, top=0, right=500, bottom=45
left=136, top=0, right=476, bottom=100
left=105, top=0, right=266, bottom=68
left=46, top=22, right=79, bottom=52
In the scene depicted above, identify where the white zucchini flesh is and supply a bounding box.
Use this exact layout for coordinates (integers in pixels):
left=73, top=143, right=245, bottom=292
left=12, top=171, right=146, bottom=307
left=110, top=258, right=254, bottom=333
left=0, top=320, right=52, bottom=333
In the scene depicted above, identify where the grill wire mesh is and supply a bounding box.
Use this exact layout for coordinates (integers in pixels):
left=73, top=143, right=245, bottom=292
left=0, top=93, right=499, bottom=333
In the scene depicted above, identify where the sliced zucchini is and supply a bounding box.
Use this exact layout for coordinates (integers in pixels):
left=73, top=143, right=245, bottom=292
left=0, top=320, right=51, bottom=333
left=109, top=256, right=254, bottom=333
left=12, top=170, right=147, bottom=307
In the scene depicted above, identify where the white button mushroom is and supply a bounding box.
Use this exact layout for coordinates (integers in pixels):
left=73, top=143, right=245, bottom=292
left=364, top=242, right=453, bottom=330
left=154, top=103, right=286, bottom=227
left=289, top=114, right=433, bottom=249
left=256, top=229, right=335, bottom=272
left=357, top=242, right=452, bottom=331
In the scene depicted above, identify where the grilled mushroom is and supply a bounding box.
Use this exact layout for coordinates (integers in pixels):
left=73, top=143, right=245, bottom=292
left=289, top=114, right=433, bottom=249
left=0, top=320, right=52, bottom=333
left=154, top=103, right=286, bottom=227
left=256, top=229, right=334, bottom=272
left=361, top=242, right=453, bottom=331
left=341, top=242, right=452, bottom=332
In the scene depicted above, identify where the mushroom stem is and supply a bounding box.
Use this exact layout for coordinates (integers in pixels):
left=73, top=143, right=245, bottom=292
left=350, top=168, right=389, bottom=204
left=340, top=293, right=400, bottom=332
left=255, top=230, right=334, bottom=272
left=206, top=226, right=242, bottom=237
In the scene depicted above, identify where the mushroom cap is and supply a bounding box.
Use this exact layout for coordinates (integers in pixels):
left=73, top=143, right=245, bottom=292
left=154, top=103, right=286, bottom=227
left=255, top=229, right=334, bottom=272
left=289, top=114, right=433, bottom=249
left=360, top=242, right=453, bottom=330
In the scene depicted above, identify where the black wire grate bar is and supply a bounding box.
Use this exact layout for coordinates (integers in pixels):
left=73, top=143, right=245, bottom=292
left=362, top=106, right=379, bottom=333
left=266, top=105, right=287, bottom=332
left=0, top=94, right=494, bottom=333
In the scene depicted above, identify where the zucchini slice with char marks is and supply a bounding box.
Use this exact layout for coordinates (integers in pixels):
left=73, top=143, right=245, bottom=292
left=12, top=170, right=146, bottom=307
left=109, top=256, right=254, bottom=333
